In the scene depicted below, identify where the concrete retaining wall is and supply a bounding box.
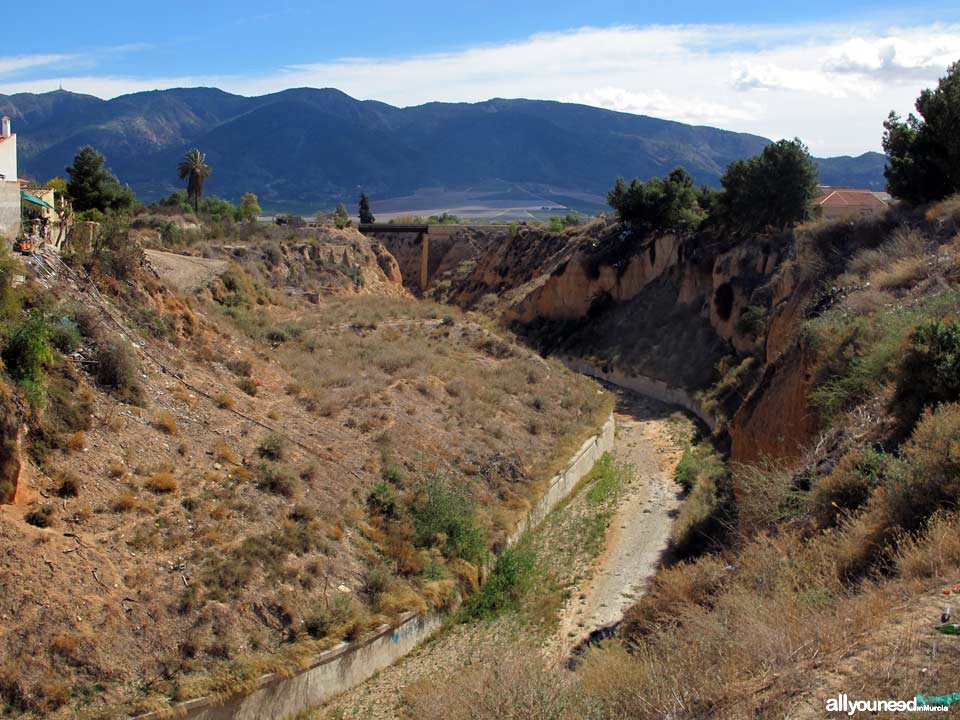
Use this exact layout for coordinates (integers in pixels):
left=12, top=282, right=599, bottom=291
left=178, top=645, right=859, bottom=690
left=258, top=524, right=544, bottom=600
left=562, top=357, right=716, bottom=432
left=169, top=612, right=443, bottom=720
left=507, top=413, right=615, bottom=546
left=134, top=412, right=615, bottom=720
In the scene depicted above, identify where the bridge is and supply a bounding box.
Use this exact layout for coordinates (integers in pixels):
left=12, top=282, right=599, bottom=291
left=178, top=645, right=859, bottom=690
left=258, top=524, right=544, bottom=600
left=358, top=223, right=484, bottom=292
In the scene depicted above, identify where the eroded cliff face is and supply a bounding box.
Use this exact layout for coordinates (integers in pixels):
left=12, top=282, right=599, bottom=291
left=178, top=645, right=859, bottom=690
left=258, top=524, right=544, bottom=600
left=419, top=220, right=821, bottom=465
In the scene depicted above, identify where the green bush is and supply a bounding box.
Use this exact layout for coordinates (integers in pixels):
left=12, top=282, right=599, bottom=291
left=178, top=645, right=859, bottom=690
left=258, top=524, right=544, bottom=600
left=464, top=545, right=536, bottom=619
left=667, top=442, right=733, bottom=563
left=735, top=305, right=768, bottom=337
left=806, top=291, right=960, bottom=423
left=3, top=313, right=54, bottom=408
left=256, top=462, right=297, bottom=497
left=893, top=319, right=960, bottom=431
left=257, top=432, right=286, bottom=460
left=49, top=318, right=81, bottom=353
left=367, top=481, right=399, bottom=518
left=412, top=477, right=488, bottom=565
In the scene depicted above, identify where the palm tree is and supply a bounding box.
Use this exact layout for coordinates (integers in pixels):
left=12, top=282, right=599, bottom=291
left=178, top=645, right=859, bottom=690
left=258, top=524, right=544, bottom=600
left=177, top=149, right=212, bottom=212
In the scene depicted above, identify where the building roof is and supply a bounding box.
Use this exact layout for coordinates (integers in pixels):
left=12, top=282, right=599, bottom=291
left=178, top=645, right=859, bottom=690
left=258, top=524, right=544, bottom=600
left=815, top=188, right=888, bottom=209
left=0, top=132, right=14, bottom=145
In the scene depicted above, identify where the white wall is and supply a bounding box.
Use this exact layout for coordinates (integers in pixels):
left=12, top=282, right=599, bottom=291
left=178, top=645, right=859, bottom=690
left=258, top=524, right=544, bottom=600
left=0, top=181, right=20, bottom=240
left=0, top=135, right=16, bottom=182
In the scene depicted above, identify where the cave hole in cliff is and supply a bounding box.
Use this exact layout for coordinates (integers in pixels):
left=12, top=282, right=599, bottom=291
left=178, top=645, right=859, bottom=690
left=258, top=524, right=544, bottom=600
left=714, top=283, right=734, bottom=321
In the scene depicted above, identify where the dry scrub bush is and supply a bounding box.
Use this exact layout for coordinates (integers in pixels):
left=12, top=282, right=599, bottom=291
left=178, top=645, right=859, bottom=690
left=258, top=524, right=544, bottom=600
left=403, top=644, right=584, bottom=720
left=111, top=492, right=137, bottom=512
left=895, top=511, right=960, bottom=580
left=847, top=227, right=925, bottom=279
left=64, top=431, right=86, bottom=452
left=152, top=411, right=178, bottom=435
left=213, top=441, right=238, bottom=464
left=733, top=460, right=806, bottom=536
left=214, top=391, right=235, bottom=409
left=146, top=471, right=178, bottom=494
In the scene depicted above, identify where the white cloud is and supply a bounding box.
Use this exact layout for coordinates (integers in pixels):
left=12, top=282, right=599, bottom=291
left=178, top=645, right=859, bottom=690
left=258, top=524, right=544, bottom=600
left=2, top=22, right=959, bottom=155
left=0, top=53, right=76, bottom=76
left=560, top=87, right=759, bottom=126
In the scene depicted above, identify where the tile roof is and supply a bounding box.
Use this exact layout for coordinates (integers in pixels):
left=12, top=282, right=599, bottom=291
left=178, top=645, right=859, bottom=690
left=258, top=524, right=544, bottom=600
left=815, top=189, right=887, bottom=208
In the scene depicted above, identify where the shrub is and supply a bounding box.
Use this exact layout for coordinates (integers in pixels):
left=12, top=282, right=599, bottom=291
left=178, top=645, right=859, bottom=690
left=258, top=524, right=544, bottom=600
left=152, top=411, right=178, bottom=435
left=257, top=432, right=286, bottom=460
left=464, top=545, right=536, bottom=619
left=49, top=318, right=81, bottom=353
left=213, top=441, right=238, bottom=464
left=25, top=505, right=54, bottom=528
left=735, top=305, right=767, bottom=337
left=145, top=471, right=178, bottom=494
left=666, top=442, right=733, bottom=562
left=382, top=462, right=407, bottom=486
left=362, top=565, right=392, bottom=597
left=225, top=357, right=253, bottom=377
left=812, top=448, right=892, bottom=527
left=56, top=473, right=80, bottom=498
left=94, top=339, right=144, bottom=405
left=214, top=392, right=235, bottom=409
left=3, top=313, right=53, bottom=407
left=367, top=481, right=399, bottom=518
left=257, top=462, right=296, bottom=497
left=237, top=378, right=258, bottom=396
left=71, top=306, right=101, bottom=340
left=892, top=319, right=960, bottom=431
left=111, top=493, right=136, bottom=512
left=412, top=477, right=488, bottom=565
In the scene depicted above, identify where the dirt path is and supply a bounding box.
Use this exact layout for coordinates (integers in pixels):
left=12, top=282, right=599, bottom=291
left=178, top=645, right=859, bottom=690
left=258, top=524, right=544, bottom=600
left=549, top=389, right=691, bottom=660
left=144, top=249, right=228, bottom=291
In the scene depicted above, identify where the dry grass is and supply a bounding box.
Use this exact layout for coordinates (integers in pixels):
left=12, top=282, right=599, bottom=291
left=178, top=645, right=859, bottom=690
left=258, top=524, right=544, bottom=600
left=145, top=472, right=178, bottom=494
left=110, top=493, right=137, bottom=512
left=214, top=391, right=236, bottom=409
left=64, top=431, right=86, bottom=452
left=152, top=411, right=178, bottom=435
left=213, top=441, right=238, bottom=465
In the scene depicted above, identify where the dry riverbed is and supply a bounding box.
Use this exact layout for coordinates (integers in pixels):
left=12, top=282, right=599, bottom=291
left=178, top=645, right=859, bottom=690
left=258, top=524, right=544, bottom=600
left=308, top=388, right=695, bottom=720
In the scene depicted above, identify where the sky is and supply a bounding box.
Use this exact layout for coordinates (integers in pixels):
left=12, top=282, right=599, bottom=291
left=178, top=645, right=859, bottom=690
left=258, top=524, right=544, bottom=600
left=2, top=1, right=960, bottom=156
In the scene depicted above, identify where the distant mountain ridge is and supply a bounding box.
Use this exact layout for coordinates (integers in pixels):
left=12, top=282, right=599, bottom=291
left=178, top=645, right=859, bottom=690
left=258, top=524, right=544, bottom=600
left=0, top=87, right=887, bottom=213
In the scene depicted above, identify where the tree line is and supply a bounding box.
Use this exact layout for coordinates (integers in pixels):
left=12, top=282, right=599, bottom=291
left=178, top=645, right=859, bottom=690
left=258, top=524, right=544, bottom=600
left=608, top=59, right=960, bottom=236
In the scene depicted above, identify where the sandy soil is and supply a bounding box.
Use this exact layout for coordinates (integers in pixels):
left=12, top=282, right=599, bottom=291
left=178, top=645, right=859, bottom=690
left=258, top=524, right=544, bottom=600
left=144, top=249, right=228, bottom=291
left=549, top=389, right=690, bottom=660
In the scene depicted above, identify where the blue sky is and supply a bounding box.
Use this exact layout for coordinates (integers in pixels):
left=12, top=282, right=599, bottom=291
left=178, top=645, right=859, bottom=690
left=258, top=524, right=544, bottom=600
left=3, top=1, right=960, bottom=154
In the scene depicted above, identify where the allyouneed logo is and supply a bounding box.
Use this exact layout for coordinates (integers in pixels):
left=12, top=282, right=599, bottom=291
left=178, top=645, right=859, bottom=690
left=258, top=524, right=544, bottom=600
left=825, top=693, right=953, bottom=715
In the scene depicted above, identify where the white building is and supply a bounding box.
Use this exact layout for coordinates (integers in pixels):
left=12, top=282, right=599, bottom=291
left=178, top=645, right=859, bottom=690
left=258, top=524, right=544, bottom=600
left=0, top=116, right=20, bottom=240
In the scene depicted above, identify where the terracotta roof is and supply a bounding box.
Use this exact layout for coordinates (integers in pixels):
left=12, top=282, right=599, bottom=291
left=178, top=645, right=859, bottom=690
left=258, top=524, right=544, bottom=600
left=0, top=132, right=14, bottom=144
left=815, top=189, right=887, bottom=208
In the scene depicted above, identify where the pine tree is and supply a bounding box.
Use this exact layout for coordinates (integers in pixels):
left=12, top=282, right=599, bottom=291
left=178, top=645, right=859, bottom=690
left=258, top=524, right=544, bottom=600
left=358, top=192, right=375, bottom=224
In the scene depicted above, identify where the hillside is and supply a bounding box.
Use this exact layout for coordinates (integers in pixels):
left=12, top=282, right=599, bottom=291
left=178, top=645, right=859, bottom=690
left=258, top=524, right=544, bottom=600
left=0, top=220, right=609, bottom=718
left=0, top=88, right=884, bottom=212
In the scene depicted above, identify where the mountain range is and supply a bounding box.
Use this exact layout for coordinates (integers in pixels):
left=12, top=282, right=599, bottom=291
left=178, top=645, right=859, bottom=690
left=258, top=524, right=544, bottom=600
left=0, top=87, right=888, bottom=214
